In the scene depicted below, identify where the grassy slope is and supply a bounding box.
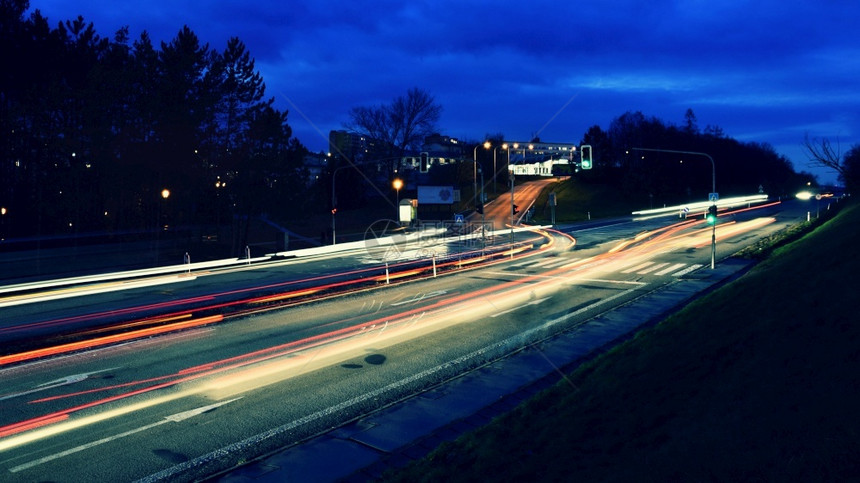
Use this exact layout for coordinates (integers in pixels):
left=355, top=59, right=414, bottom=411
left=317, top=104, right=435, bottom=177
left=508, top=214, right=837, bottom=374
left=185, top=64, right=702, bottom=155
left=385, top=201, right=860, bottom=482
left=530, top=178, right=641, bottom=223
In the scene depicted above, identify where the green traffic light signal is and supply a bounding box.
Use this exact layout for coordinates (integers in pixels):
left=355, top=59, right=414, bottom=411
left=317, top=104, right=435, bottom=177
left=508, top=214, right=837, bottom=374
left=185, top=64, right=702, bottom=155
left=705, top=204, right=717, bottom=224
left=580, top=144, right=593, bottom=170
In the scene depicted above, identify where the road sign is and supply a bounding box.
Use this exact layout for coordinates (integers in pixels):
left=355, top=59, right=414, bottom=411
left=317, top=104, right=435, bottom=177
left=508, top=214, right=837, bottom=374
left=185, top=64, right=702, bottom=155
left=708, top=192, right=719, bottom=202
left=454, top=214, right=465, bottom=223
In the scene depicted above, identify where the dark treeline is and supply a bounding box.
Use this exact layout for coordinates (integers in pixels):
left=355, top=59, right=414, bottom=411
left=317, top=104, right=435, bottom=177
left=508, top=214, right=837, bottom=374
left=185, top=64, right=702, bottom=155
left=2, top=1, right=813, bottom=248
left=581, top=109, right=814, bottom=206
left=578, top=109, right=812, bottom=206
left=1, top=1, right=308, bottom=247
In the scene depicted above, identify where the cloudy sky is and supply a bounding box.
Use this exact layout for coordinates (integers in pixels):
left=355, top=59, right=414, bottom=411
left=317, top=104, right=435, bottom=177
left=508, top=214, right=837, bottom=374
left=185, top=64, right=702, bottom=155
left=29, top=0, right=860, bottom=184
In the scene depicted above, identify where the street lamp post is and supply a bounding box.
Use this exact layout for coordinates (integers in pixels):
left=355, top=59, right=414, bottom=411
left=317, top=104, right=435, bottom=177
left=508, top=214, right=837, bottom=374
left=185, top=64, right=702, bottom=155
left=493, top=146, right=499, bottom=194
left=156, top=188, right=170, bottom=264
left=392, top=178, right=403, bottom=222
left=503, top=143, right=516, bottom=253
left=473, top=141, right=491, bottom=209
left=1, top=206, right=7, bottom=241
left=474, top=142, right=490, bottom=251
left=510, top=168, right=515, bottom=257
left=633, top=147, right=717, bottom=269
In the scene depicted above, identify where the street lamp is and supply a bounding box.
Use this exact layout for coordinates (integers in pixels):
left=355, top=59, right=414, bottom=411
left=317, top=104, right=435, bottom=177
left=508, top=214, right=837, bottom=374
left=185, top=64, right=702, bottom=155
left=154, top=188, right=171, bottom=264
left=493, top=146, right=501, bottom=194
left=159, top=188, right=170, bottom=228
left=392, top=178, right=403, bottom=221
left=473, top=141, right=490, bottom=247
left=633, top=147, right=717, bottom=269
left=473, top=141, right=491, bottom=212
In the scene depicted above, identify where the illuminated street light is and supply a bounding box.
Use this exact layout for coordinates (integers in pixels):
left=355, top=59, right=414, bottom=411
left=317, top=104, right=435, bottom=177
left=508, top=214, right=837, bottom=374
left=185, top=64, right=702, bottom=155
left=393, top=177, right=404, bottom=223
left=633, top=147, right=717, bottom=269
left=393, top=177, right=403, bottom=205
left=473, top=141, right=491, bottom=214
left=161, top=188, right=170, bottom=199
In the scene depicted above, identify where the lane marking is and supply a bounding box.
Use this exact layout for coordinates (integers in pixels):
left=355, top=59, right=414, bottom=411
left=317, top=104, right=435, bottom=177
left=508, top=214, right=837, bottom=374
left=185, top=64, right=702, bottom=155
left=621, top=261, right=655, bottom=273
left=390, top=290, right=448, bottom=307
left=573, top=278, right=647, bottom=287
left=543, top=258, right=578, bottom=269
left=0, top=368, right=119, bottom=402
left=10, top=398, right=242, bottom=473
left=654, top=263, right=686, bottom=276
left=637, top=262, right=669, bottom=274
left=672, top=264, right=703, bottom=277
left=510, top=259, right=537, bottom=268
left=531, top=258, right=566, bottom=268
left=491, top=297, right=551, bottom=318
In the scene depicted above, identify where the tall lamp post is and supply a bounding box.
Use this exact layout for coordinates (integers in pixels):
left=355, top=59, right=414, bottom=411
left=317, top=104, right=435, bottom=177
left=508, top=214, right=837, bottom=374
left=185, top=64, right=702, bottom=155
left=508, top=163, right=515, bottom=257
left=503, top=143, right=516, bottom=248
left=1, top=206, right=7, bottom=241
left=493, top=146, right=500, bottom=193
left=473, top=141, right=491, bottom=210
left=473, top=141, right=490, bottom=248
left=392, top=178, right=403, bottom=222
left=633, top=147, right=717, bottom=269
left=156, top=188, right=170, bottom=264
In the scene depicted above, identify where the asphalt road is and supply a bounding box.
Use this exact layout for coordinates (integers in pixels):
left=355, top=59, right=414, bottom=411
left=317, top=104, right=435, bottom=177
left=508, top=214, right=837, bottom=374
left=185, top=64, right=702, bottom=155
left=0, top=198, right=806, bottom=482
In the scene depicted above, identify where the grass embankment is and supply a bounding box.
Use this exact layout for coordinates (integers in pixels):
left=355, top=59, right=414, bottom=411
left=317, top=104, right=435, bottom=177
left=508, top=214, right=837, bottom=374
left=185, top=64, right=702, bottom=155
left=530, top=179, right=639, bottom=223
left=384, top=201, right=860, bottom=482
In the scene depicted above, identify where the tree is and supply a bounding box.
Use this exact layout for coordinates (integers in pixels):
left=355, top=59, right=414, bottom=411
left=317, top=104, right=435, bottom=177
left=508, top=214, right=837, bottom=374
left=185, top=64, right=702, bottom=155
left=683, top=108, right=698, bottom=135
left=210, top=37, right=268, bottom=153
left=345, top=87, right=441, bottom=173
left=803, top=134, right=851, bottom=186
left=841, top=144, right=860, bottom=192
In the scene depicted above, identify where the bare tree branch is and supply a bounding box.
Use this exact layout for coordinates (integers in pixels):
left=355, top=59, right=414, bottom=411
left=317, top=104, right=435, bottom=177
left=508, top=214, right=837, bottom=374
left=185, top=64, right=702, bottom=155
left=345, top=87, right=441, bottom=154
left=803, top=133, right=845, bottom=180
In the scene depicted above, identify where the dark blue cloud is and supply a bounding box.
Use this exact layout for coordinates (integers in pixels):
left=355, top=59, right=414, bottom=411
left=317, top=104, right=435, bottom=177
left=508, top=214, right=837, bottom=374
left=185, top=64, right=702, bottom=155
left=30, top=0, right=860, bottom=184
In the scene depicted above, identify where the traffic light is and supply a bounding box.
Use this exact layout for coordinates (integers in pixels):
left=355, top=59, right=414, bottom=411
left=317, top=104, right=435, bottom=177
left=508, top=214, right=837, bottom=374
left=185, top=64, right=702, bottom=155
left=705, top=204, right=717, bottom=224
left=580, top=144, right=593, bottom=170
left=420, top=152, right=429, bottom=173
left=512, top=204, right=519, bottom=215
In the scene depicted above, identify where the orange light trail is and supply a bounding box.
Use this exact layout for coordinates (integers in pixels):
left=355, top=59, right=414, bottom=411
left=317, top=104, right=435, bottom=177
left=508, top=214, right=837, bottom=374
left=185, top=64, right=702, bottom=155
left=0, top=228, right=564, bottom=440
left=0, top=414, right=69, bottom=439
left=0, top=315, right=223, bottom=366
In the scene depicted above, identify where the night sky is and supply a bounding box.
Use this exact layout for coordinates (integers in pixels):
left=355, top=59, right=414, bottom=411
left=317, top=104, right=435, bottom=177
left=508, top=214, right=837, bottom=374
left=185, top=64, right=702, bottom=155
left=28, top=1, right=860, bottom=185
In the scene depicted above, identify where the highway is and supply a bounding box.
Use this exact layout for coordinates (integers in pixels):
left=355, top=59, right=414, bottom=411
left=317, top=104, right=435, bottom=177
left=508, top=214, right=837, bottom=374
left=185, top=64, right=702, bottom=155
left=0, top=196, right=806, bottom=482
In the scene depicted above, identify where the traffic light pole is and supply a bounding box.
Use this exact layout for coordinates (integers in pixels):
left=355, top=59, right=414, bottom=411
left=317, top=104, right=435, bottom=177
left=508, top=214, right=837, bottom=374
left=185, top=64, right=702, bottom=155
left=633, top=147, right=716, bottom=269
left=510, top=171, right=515, bottom=258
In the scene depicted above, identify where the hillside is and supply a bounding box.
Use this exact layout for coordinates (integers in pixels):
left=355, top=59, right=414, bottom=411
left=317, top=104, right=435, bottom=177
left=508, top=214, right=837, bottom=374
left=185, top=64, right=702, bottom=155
left=384, top=201, right=860, bottom=482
